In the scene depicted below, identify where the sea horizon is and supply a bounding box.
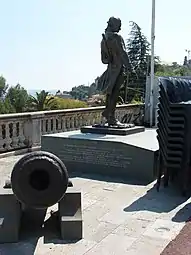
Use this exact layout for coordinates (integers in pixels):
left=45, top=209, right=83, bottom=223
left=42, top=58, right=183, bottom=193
left=27, top=89, right=59, bottom=97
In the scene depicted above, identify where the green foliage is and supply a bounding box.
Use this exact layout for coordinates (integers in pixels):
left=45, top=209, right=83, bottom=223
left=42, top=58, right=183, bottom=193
left=130, top=94, right=142, bottom=104
left=123, top=21, right=151, bottom=103
left=69, top=79, right=101, bottom=101
left=0, top=76, right=8, bottom=98
left=6, top=84, right=29, bottom=113
left=0, top=98, right=15, bottom=114
left=49, top=97, right=87, bottom=110
left=126, top=21, right=150, bottom=79
left=28, top=90, right=55, bottom=111
left=88, top=77, right=101, bottom=96
left=155, top=64, right=191, bottom=77
left=0, top=83, right=87, bottom=114
left=70, top=85, right=89, bottom=100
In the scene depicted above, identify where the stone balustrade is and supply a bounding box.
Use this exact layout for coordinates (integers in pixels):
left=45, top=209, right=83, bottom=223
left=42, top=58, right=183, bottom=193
left=0, top=104, right=144, bottom=154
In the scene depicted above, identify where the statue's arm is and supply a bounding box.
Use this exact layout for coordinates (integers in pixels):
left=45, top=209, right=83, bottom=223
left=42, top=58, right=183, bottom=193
left=115, top=35, right=132, bottom=70
left=101, top=38, right=111, bottom=64
left=101, top=50, right=109, bottom=64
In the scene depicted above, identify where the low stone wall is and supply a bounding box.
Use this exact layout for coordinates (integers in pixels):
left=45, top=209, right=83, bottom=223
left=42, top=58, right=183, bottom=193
left=0, top=104, right=144, bottom=154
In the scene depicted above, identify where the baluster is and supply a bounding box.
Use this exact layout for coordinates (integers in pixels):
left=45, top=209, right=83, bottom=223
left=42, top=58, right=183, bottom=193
left=68, top=117, right=72, bottom=131
left=4, top=123, right=12, bottom=150
left=71, top=116, right=75, bottom=130
left=47, top=119, right=51, bottom=133
left=42, top=119, right=47, bottom=135
left=81, top=115, right=85, bottom=127
left=96, top=112, right=100, bottom=123
left=98, top=112, right=102, bottom=124
left=66, top=117, right=70, bottom=131
left=129, top=109, right=133, bottom=123
left=118, top=110, right=122, bottom=122
left=52, top=117, right=57, bottom=133
left=65, top=117, right=69, bottom=131
left=62, top=117, right=66, bottom=131
left=84, top=113, right=88, bottom=126
left=0, top=124, right=4, bottom=152
left=116, top=111, right=120, bottom=121
left=18, top=121, right=25, bottom=147
left=57, top=117, right=62, bottom=132
left=97, top=112, right=101, bottom=123
left=41, top=119, right=47, bottom=134
left=79, top=115, right=83, bottom=128
left=12, top=122, right=19, bottom=148
left=87, top=113, right=91, bottom=126
left=74, top=115, right=79, bottom=129
left=92, top=113, right=96, bottom=125
left=94, top=113, right=97, bottom=124
left=87, top=113, right=91, bottom=125
left=89, top=113, right=94, bottom=126
left=64, top=117, right=67, bottom=131
left=100, top=112, right=104, bottom=124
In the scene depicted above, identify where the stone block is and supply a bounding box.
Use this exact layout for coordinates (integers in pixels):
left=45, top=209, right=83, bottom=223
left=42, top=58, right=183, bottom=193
left=59, top=187, right=83, bottom=240
left=0, top=188, right=21, bottom=243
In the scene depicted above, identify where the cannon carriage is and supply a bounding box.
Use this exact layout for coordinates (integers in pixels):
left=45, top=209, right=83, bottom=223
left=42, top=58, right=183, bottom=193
left=0, top=151, right=83, bottom=243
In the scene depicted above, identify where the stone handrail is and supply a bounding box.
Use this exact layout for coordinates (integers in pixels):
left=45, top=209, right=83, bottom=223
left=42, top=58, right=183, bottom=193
left=0, top=104, right=144, bottom=153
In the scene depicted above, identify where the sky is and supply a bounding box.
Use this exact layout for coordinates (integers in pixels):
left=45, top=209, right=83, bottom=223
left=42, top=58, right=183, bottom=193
left=0, top=0, right=190, bottom=91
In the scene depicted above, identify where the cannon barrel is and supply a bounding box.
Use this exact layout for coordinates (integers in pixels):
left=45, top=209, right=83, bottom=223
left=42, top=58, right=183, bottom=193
left=10, top=151, right=69, bottom=209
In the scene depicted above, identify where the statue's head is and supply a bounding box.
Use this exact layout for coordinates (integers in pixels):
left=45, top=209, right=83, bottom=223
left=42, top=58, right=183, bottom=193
left=107, top=17, right=121, bottom=32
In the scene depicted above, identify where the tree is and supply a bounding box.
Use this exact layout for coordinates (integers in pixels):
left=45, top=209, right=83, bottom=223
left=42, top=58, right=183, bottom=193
left=0, top=98, right=15, bottom=114
left=70, top=85, right=89, bottom=100
left=6, top=84, right=29, bottom=113
left=0, top=76, right=8, bottom=98
left=124, top=21, right=150, bottom=102
left=155, top=63, right=191, bottom=77
left=88, top=77, right=101, bottom=97
left=29, top=90, right=55, bottom=111
left=183, top=56, right=188, bottom=66
left=126, top=21, right=150, bottom=81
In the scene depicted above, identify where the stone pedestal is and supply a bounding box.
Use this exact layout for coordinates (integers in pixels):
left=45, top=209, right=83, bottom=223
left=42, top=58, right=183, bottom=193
left=81, top=125, right=145, bottom=136
left=59, top=188, right=82, bottom=240
left=0, top=188, right=21, bottom=243
left=41, top=129, right=159, bottom=184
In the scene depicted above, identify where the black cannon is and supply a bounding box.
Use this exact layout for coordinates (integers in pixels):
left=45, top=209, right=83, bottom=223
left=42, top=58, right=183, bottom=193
left=0, top=151, right=83, bottom=243
left=156, top=77, right=191, bottom=195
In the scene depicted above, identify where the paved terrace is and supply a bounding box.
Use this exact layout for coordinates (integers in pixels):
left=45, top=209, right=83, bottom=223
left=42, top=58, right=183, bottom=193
left=0, top=155, right=191, bottom=255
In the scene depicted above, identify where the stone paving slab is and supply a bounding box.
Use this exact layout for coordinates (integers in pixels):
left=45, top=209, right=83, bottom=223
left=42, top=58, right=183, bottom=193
left=0, top=154, right=190, bottom=254
left=143, top=219, right=184, bottom=240
left=84, top=233, right=136, bottom=255
left=161, top=220, right=191, bottom=255
left=112, top=218, right=153, bottom=238
left=125, top=236, right=171, bottom=255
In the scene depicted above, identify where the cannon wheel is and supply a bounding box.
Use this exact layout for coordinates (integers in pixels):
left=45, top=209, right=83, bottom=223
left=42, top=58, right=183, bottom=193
left=11, top=151, right=69, bottom=209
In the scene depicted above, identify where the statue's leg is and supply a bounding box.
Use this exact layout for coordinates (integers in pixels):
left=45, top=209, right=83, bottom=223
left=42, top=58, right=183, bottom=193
left=102, top=94, right=110, bottom=119
left=108, top=72, right=125, bottom=123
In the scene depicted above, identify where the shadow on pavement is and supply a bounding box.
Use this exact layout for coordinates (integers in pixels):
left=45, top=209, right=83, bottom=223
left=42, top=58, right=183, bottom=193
left=0, top=209, right=79, bottom=255
left=69, top=172, right=152, bottom=186
left=172, top=202, right=191, bottom=223
left=123, top=183, right=190, bottom=219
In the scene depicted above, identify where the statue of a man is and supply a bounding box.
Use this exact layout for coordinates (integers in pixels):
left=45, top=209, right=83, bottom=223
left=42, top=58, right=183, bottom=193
left=97, top=17, right=132, bottom=126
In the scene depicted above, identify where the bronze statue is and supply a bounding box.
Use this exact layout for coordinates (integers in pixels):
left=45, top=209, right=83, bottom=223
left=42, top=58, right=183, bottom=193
left=97, top=17, right=133, bottom=127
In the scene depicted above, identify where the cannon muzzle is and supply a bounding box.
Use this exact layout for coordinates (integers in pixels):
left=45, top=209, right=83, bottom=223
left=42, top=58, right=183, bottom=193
left=10, top=151, right=69, bottom=209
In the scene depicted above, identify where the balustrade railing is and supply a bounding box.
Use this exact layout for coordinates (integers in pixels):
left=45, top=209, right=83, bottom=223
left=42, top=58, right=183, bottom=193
left=0, top=104, right=144, bottom=153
